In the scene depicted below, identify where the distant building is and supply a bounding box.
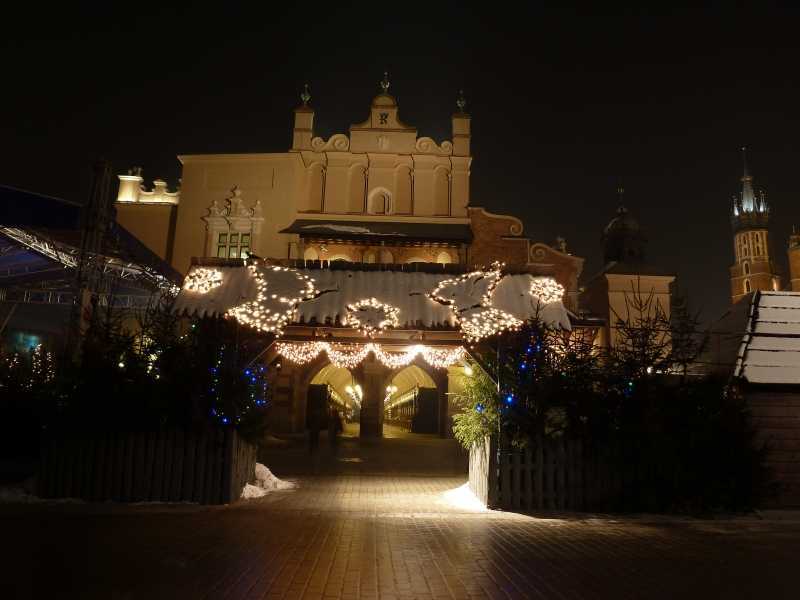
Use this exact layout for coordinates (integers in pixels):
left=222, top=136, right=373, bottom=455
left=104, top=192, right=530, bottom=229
left=580, top=192, right=675, bottom=349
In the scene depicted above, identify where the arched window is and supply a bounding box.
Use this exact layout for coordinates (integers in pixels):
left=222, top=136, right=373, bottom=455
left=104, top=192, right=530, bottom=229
left=744, top=279, right=751, bottom=293
left=329, top=254, right=351, bottom=262
left=304, top=247, right=319, bottom=261
left=743, top=262, right=750, bottom=275
left=436, top=251, right=452, bottom=264
left=368, top=188, right=392, bottom=215
left=379, top=249, right=394, bottom=264
left=363, top=250, right=376, bottom=264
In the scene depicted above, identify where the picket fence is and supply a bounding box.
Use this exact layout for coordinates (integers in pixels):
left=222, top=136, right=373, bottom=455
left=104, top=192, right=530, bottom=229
left=38, top=428, right=257, bottom=505
left=470, top=436, right=630, bottom=511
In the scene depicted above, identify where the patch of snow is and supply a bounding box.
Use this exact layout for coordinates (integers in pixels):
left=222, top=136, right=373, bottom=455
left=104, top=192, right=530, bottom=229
left=254, top=463, right=296, bottom=491
left=300, top=224, right=407, bottom=236
left=439, top=483, right=487, bottom=512
left=0, top=486, right=38, bottom=503
left=242, top=483, right=268, bottom=499
left=301, top=224, right=371, bottom=234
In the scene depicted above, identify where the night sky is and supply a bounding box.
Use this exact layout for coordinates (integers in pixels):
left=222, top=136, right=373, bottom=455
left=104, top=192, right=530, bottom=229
left=3, top=4, right=799, bottom=323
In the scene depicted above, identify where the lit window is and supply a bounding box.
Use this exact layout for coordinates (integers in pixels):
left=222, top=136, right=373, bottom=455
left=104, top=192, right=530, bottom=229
left=216, top=231, right=251, bottom=259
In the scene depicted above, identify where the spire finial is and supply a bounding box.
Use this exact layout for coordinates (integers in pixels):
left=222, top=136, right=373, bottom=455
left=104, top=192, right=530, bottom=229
left=379, top=71, right=390, bottom=94
left=741, top=145, right=750, bottom=179
left=300, top=83, right=311, bottom=106
left=617, top=184, right=625, bottom=208
left=456, top=89, right=467, bottom=113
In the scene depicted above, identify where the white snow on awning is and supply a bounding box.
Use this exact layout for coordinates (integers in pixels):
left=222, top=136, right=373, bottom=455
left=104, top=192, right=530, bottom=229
left=736, top=291, right=800, bottom=384
left=174, top=265, right=571, bottom=331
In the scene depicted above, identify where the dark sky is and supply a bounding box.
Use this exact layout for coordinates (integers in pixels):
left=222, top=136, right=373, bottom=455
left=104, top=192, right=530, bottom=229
left=2, top=4, right=799, bottom=323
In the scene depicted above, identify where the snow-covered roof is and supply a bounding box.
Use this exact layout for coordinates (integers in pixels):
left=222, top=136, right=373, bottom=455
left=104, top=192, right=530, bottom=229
left=174, top=263, right=571, bottom=332
left=279, top=219, right=473, bottom=243
left=735, top=291, right=800, bottom=384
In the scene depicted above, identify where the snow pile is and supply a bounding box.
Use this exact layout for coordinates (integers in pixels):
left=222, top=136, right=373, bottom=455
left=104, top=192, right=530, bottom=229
left=254, top=463, right=295, bottom=490
left=241, top=463, right=295, bottom=500
left=439, top=483, right=487, bottom=512
left=0, top=486, right=38, bottom=503
left=241, top=483, right=268, bottom=499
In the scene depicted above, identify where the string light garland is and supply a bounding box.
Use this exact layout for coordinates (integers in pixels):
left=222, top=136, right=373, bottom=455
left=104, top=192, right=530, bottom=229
left=428, top=261, right=522, bottom=341
left=226, top=264, right=317, bottom=336
left=275, top=341, right=466, bottom=370
left=183, top=267, right=223, bottom=293
left=530, top=277, right=565, bottom=305
left=344, top=298, right=400, bottom=337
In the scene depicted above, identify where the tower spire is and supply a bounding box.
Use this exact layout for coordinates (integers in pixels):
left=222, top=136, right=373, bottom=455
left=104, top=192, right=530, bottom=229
left=741, top=146, right=750, bottom=179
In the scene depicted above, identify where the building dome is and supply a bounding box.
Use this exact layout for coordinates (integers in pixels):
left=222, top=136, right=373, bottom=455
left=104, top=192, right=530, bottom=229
left=602, top=205, right=646, bottom=264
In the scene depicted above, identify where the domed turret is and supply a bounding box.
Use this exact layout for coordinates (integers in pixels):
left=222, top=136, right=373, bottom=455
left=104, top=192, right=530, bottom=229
left=602, top=190, right=646, bottom=264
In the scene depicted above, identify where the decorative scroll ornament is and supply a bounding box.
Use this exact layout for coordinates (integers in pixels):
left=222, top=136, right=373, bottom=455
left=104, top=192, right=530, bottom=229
left=311, top=133, right=350, bottom=153
left=275, top=341, right=465, bottom=370
left=428, top=262, right=522, bottom=341
left=530, top=277, right=565, bottom=306
left=183, top=268, right=223, bottom=293
left=344, top=298, right=400, bottom=337
left=226, top=264, right=317, bottom=335
left=415, top=137, right=454, bottom=156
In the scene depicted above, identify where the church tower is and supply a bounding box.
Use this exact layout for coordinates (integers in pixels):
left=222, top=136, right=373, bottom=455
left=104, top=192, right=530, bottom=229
left=729, top=148, right=779, bottom=303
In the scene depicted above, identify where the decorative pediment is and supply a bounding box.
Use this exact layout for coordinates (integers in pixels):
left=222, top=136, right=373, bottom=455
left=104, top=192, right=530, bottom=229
left=204, top=187, right=263, bottom=221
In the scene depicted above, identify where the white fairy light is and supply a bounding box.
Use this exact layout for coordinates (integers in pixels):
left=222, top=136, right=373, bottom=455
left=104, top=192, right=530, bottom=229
left=344, top=298, right=400, bottom=337
left=274, top=341, right=465, bottom=370
left=183, top=267, right=223, bottom=293
left=428, top=261, right=521, bottom=341
left=226, top=263, right=317, bottom=336
left=530, top=277, right=565, bottom=305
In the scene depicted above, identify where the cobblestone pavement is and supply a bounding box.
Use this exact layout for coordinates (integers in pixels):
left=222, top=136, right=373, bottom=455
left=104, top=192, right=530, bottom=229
left=2, top=428, right=799, bottom=599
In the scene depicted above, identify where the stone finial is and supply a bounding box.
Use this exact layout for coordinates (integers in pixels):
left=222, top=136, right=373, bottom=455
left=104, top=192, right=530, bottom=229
left=300, top=83, right=311, bottom=106
left=456, top=89, right=467, bottom=113
left=379, top=71, right=390, bottom=94
left=555, top=236, right=567, bottom=254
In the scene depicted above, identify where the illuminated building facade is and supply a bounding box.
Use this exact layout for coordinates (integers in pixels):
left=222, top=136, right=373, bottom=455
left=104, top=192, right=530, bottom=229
left=729, top=148, right=780, bottom=303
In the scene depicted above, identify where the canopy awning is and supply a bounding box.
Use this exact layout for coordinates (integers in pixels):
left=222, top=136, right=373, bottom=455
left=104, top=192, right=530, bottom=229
left=174, top=261, right=571, bottom=333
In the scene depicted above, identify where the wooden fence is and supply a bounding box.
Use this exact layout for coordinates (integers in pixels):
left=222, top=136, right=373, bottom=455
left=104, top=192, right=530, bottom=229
left=470, top=436, right=630, bottom=511
left=38, top=429, right=257, bottom=505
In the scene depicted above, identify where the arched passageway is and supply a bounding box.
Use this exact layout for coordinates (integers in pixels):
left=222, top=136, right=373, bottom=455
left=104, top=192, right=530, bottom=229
left=309, top=364, right=360, bottom=436
left=384, top=365, right=439, bottom=434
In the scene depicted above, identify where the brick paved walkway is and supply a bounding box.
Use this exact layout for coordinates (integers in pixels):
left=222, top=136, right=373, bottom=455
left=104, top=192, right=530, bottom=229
left=2, top=428, right=798, bottom=599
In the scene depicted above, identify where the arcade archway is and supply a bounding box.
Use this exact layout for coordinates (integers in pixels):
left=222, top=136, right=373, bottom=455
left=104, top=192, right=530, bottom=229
left=384, top=365, right=439, bottom=435
left=309, top=364, right=360, bottom=436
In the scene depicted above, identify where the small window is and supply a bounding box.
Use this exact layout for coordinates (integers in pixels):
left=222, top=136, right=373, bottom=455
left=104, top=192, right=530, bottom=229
left=217, top=245, right=227, bottom=258
left=743, top=262, right=750, bottom=275
left=230, top=233, right=239, bottom=244
left=218, top=233, right=228, bottom=244
left=241, top=233, right=250, bottom=245
left=745, top=279, right=751, bottom=293
left=228, top=246, right=238, bottom=258
left=239, top=246, right=250, bottom=258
